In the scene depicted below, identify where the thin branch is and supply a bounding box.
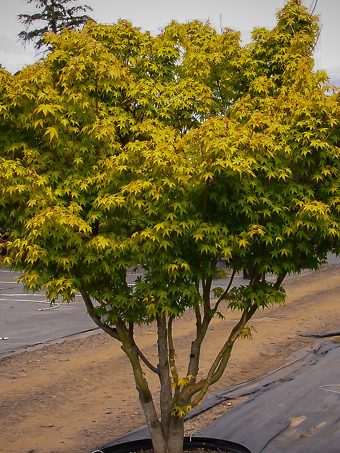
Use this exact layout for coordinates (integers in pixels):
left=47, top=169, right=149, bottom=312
left=202, top=275, right=213, bottom=316
left=79, top=287, right=120, bottom=340
left=168, top=316, right=179, bottom=386
left=80, top=288, right=158, bottom=373
left=186, top=270, right=222, bottom=385
left=212, top=267, right=237, bottom=313
left=131, top=337, right=159, bottom=374
left=181, top=304, right=257, bottom=405
left=274, top=272, right=287, bottom=289
left=249, top=265, right=260, bottom=285
left=311, top=29, right=321, bottom=54
left=193, top=279, right=202, bottom=329
left=186, top=313, right=211, bottom=382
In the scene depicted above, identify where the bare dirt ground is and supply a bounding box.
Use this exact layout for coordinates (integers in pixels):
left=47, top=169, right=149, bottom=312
left=0, top=265, right=339, bottom=453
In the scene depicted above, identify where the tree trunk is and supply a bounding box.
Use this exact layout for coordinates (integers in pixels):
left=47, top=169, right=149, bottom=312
left=148, top=414, right=184, bottom=453
left=166, top=416, right=185, bottom=453
left=144, top=401, right=168, bottom=453
left=157, top=315, right=172, bottom=439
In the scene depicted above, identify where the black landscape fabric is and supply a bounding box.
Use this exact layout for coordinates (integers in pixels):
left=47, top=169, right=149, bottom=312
left=108, top=338, right=340, bottom=453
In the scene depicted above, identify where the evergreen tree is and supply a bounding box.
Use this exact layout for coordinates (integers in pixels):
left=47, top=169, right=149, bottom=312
left=18, top=0, right=93, bottom=49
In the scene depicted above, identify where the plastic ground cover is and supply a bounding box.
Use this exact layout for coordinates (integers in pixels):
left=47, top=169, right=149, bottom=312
left=103, top=338, right=340, bottom=453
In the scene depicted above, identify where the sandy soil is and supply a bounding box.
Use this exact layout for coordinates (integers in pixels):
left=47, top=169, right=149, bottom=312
left=0, top=265, right=339, bottom=453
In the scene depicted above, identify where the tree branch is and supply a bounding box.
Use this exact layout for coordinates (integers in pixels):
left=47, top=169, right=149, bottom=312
left=168, top=316, right=178, bottom=386
left=181, top=304, right=258, bottom=406
left=130, top=332, right=159, bottom=374
left=202, top=275, right=213, bottom=317
left=274, top=272, right=287, bottom=289
left=116, top=319, right=165, bottom=449
left=212, top=267, right=237, bottom=313
left=193, top=280, right=202, bottom=329
left=79, top=287, right=120, bottom=340
left=186, top=313, right=211, bottom=383
left=80, top=288, right=160, bottom=374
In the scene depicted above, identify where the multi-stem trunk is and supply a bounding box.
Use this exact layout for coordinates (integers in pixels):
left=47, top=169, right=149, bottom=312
left=82, top=280, right=264, bottom=453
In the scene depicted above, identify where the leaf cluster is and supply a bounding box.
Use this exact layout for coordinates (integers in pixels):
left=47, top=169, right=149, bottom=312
left=1, top=4, right=339, bottom=323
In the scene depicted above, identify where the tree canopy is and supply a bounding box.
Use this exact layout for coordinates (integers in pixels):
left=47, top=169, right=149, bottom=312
left=18, top=0, right=93, bottom=49
left=1, top=1, right=339, bottom=452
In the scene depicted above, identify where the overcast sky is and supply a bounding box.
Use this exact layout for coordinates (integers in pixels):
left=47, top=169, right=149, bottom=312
left=1, top=0, right=340, bottom=77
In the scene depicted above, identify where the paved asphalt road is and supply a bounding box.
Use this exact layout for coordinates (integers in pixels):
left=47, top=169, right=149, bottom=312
left=0, top=269, right=96, bottom=356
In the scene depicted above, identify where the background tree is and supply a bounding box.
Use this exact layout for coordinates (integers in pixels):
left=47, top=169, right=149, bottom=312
left=18, top=0, right=93, bottom=49
left=1, top=1, right=339, bottom=453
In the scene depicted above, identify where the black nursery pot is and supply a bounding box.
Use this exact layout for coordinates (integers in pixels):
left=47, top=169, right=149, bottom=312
left=96, top=436, right=252, bottom=453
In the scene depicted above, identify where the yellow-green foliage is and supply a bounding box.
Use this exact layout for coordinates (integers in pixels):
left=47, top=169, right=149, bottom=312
left=0, top=0, right=339, bottom=320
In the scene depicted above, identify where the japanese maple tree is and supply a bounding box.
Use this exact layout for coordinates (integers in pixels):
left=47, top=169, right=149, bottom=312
left=0, top=1, right=339, bottom=453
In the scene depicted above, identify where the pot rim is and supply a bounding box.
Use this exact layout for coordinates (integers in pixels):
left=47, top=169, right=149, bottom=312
left=94, top=436, right=252, bottom=453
